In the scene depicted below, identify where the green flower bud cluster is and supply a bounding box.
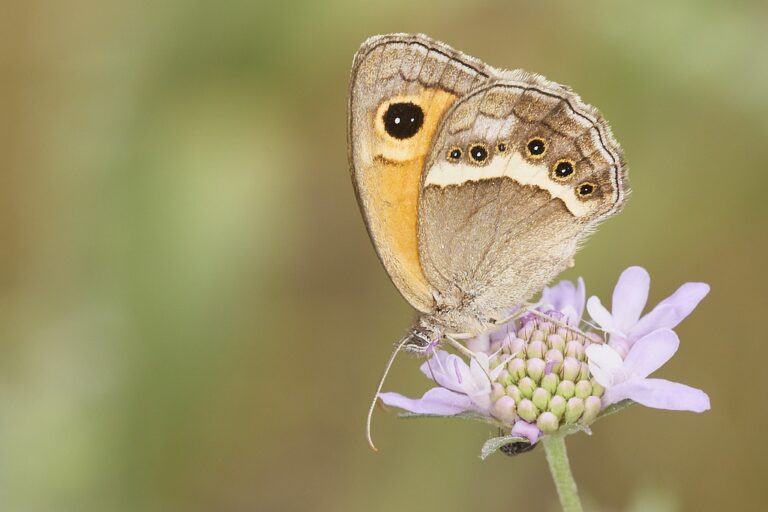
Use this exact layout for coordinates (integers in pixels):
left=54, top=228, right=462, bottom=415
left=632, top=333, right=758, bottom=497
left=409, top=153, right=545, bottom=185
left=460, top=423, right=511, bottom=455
left=488, top=317, right=604, bottom=434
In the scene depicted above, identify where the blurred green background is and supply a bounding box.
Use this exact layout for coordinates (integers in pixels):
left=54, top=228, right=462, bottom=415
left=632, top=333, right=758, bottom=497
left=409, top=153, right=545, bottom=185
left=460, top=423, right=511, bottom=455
left=2, top=0, right=766, bottom=510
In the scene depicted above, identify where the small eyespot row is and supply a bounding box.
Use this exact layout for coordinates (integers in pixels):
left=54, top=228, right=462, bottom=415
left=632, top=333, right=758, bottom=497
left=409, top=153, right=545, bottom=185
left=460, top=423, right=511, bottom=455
left=445, top=142, right=495, bottom=164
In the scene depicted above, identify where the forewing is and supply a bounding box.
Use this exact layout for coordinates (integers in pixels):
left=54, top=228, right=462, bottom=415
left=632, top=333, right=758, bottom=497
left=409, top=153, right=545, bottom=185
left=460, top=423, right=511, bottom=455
left=348, top=34, right=492, bottom=312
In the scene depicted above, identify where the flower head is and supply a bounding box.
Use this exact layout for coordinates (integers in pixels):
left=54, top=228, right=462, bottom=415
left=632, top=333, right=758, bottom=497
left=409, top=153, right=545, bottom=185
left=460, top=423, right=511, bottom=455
left=378, top=267, right=710, bottom=449
left=380, top=313, right=606, bottom=444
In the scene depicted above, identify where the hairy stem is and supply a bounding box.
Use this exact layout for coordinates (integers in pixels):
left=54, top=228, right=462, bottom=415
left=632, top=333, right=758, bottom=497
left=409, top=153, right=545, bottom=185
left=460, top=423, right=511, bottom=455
left=542, top=436, right=583, bottom=512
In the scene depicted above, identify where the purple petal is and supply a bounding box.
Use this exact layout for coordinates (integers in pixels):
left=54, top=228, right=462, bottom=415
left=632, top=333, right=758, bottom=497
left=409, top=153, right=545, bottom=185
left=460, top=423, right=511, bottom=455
left=622, top=329, right=679, bottom=379
left=603, top=378, right=710, bottom=412
left=378, top=388, right=477, bottom=415
left=611, top=266, right=650, bottom=333
left=419, top=351, right=465, bottom=393
left=511, top=420, right=541, bottom=444
left=631, top=282, right=710, bottom=341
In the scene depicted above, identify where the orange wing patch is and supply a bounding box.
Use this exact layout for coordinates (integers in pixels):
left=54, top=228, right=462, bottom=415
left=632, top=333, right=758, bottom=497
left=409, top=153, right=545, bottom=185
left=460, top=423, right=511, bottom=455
left=357, top=88, right=457, bottom=312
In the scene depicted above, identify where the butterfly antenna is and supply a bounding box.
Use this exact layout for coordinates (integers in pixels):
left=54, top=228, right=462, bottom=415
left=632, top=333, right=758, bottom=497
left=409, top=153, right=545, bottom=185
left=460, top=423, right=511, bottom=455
left=366, top=334, right=410, bottom=452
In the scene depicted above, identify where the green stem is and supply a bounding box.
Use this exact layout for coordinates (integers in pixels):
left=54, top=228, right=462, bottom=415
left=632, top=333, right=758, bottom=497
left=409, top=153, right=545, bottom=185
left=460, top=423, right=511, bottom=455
left=542, top=436, right=583, bottom=512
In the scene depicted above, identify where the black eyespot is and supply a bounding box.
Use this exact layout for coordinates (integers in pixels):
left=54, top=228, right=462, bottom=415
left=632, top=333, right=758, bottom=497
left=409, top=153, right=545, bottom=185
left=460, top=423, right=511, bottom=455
left=578, top=183, right=595, bottom=196
left=497, top=142, right=507, bottom=153
left=382, top=102, right=424, bottom=139
left=469, top=144, right=489, bottom=163
left=447, top=147, right=462, bottom=161
left=554, top=160, right=575, bottom=179
left=527, top=138, right=546, bottom=157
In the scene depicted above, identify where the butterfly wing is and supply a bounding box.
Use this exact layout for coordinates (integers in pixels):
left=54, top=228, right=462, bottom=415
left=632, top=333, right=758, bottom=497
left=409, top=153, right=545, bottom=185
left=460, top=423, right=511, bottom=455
left=348, top=34, right=493, bottom=312
left=417, top=73, right=628, bottom=332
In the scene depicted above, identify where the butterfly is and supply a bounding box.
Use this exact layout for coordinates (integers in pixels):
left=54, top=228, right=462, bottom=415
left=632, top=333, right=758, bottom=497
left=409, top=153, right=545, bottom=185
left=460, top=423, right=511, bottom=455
left=347, top=34, right=628, bottom=447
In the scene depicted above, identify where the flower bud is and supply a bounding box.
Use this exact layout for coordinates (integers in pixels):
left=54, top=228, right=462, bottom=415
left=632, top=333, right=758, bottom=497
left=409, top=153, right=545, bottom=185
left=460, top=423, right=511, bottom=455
left=556, top=327, right=571, bottom=341
left=591, top=381, right=605, bottom=397
left=579, top=362, right=590, bottom=381
left=565, top=397, right=585, bottom=424
left=507, top=358, right=526, bottom=382
left=556, top=380, right=576, bottom=400
left=537, top=411, right=559, bottom=434
left=492, top=395, right=518, bottom=424
left=531, top=329, right=545, bottom=342
left=527, top=340, right=546, bottom=359
left=506, top=384, right=522, bottom=402
left=562, top=357, right=581, bottom=381
left=541, top=373, right=559, bottom=395
left=491, top=382, right=506, bottom=402
left=518, top=377, right=535, bottom=399
left=532, top=387, right=551, bottom=411
left=575, top=380, right=593, bottom=399
left=508, top=338, right=526, bottom=357
left=496, top=369, right=512, bottom=386
left=565, top=340, right=585, bottom=360
left=518, top=323, right=534, bottom=340
left=582, top=396, right=602, bottom=424
left=517, top=399, right=539, bottom=422
left=548, top=395, right=567, bottom=419
left=544, top=349, right=564, bottom=374
left=527, top=358, right=546, bottom=383
left=547, top=334, right=566, bottom=353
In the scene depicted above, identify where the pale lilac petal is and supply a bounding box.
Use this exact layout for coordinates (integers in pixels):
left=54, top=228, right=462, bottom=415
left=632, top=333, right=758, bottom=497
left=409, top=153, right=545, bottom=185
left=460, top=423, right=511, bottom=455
left=541, top=278, right=586, bottom=325
left=622, top=329, right=679, bottom=379
left=378, top=388, right=477, bottom=415
left=419, top=351, right=468, bottom=393
left=575, top=277, right=586, bottom=321
left=631, top=283, right=710, bottom=340
left=607, top=335, right=631, bottom=358
left=587, top=296, right=618, bottom=333
left=611, top=266, right=650, bottom=333
left=467, top=332, right=491, bottom=354
left=603, top=378, right=710, bottom=412
left=585, top=343, right=624, bottom=387
left=511, top=420, right=541, bottom=444
left=541, top=279, right=576, bottom=310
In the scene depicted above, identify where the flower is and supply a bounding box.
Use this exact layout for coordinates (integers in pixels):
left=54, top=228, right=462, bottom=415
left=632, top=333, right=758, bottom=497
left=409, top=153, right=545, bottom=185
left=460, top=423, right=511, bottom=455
left=586, top=266, right=709, bottom=356
left=586, top=329, right=710, bottom=412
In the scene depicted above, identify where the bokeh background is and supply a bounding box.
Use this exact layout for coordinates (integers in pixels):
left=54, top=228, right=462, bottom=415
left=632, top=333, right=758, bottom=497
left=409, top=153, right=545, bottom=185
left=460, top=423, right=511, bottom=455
left=2, top=0, right=767, bottom=510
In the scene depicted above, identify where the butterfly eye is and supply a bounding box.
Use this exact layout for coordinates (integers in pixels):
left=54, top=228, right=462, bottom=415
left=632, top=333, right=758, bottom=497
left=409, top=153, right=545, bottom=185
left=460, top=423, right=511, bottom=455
left=447, top=147, right=462, bottom=162
left=497, top=142, right=508, bottom=153
left=382, top=102, right=424, bottom=140
left=577, top=182, right=596, bottom=197
left=469, top=144, right=489, bottom=164
left=526, top=138, right=547, bottom=158
left=551, top=160, right=575, bottom=181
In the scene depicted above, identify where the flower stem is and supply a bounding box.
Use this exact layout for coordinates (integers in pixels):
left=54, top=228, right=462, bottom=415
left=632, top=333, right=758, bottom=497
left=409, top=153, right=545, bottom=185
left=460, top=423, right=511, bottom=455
left=542, top=435, right=583, bottom=512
